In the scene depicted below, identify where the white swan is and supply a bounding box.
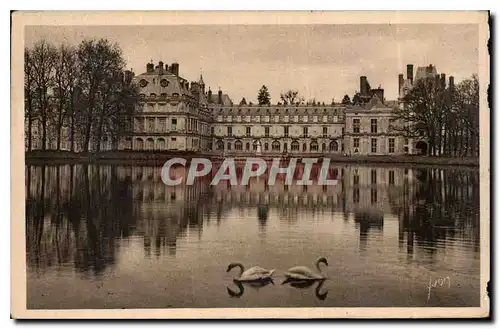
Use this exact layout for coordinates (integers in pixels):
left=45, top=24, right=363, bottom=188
left=283, top=257, right=328, bottom=280
left=226, top=262, right=275, bottom=282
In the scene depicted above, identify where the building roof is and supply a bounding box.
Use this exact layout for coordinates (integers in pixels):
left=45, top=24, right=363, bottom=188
left=211, top=104, right=347, bottom=117
left=134, top=69, right=191, bottom=97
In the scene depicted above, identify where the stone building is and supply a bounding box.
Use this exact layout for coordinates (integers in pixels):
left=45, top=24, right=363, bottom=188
left=211, top=104, right=346, bottom=155
left=125, top=61, right=218, bottom=152
left=25, top=60, right=442, bottom=157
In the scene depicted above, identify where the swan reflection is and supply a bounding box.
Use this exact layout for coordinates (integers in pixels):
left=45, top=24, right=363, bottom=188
left=281, top=278, right=329, bottom=301
left=226, top=277, right=275, bottom=298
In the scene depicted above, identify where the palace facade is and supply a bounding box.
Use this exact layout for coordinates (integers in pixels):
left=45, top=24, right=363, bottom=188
left=124, top=61, right=420, bottom=156
left=26, top=60, right=451, bottom=156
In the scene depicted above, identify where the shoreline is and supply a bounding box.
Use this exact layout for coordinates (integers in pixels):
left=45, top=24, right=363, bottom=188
left=24, top=150, right=480, bottom=167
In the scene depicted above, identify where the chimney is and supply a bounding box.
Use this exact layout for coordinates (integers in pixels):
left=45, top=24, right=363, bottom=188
left=146, top=62, right=154, bottom=73
left=372, top=88, right=384, bottom=103
left=208, top=87, right=212, bottom=103
left=398, top=74, right=404, bottom=93
left=164, top=63, right=169, bottom=72
left=440, top=73, right=446, bottom=89
left=449, top=76, right=455, bottom=90
left=218, top=89, right=223, bottom=105
left=158, top=61, right=164, bottom=74
left=360, top=76, right=368, bottom=96
left=407, top=64, right=414, bottom=84
left=171, top=62, right=179, bottom=76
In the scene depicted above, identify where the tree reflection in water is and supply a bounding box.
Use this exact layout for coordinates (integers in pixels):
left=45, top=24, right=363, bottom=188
left=26, top=164, right=480, bottom=279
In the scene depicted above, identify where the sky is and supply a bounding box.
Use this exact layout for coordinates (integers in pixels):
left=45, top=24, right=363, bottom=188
left=25, top=24, right=479, bottom=103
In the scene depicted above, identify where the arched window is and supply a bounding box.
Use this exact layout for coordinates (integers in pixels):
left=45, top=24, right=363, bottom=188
left=227, top=142, right=232, bottom=151
left=264, top=142, right=269, bottom=151
left=235, top=140, right=243, bottom=150
left=303, top=143, right=307, bottom=152
left=291, top=141, right=300, bottom=151
left=283, top=143, right=288, bottom=152
left=272, top=140, right=280, bottom=151
left=253, top=140, right=259, bottom=151
left=135, top=138, right=144, bottom=150
left=246, top=142, right=250, bottom=150
left=322, top=143, right=326, bottom=151
left=157, top=138, right=166, bottom=150
left=310, top=141, right=318, bottom=152
left=216, top=140, right=224, bottom=150
left=146, top=138, right=154, bottom=150
left=329, top=140, right=339, bottom=152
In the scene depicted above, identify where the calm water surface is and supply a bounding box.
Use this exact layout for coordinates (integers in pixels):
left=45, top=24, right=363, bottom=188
left=25, top=163, right=480, bottom=308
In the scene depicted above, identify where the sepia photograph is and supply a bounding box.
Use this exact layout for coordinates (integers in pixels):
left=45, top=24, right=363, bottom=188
left=10, top=10, right=490, bottom=319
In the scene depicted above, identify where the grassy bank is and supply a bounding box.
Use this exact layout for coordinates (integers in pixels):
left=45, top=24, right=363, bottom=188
left=25, top=150, right=480, bottom=167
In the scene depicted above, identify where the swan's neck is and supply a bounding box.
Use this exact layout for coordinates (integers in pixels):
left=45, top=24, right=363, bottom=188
left=316, top=261, right=324, bottom=273
left=233, top=263, right=245, bottom=275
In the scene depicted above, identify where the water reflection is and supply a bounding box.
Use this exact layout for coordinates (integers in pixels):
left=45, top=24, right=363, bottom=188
left=25, top=163, right=480, bottom=308
left=226, top=278, right=275, bottom=298
left=282, top=278, right=329, bottom=301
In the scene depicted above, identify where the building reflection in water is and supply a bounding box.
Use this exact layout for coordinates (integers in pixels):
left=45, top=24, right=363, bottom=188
left=26, top=162, right=479, bottom=276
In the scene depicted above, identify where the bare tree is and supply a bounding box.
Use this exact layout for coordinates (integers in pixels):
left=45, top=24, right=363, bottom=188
left=24, top=47, right=36, bottom=151
left=30, top=40, right=57, bottom=150
left=280, top=89, right=303, bottom=105
left=77, top=39, right=125, bottom=152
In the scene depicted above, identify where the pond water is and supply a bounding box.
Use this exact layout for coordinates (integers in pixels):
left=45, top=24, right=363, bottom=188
left=25, top=163, right=480, bottom=309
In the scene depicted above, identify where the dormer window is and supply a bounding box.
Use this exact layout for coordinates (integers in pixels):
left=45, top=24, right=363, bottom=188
left=150, top=93, right=156, bottom=98
left=161, top=93, right=167, bottom=98
left=160, top=79, right=169, bottom=87
left=172, top=93, right=179, bottom=97
left=139, top=94, right=145, bottom=99
left=139, top=79, right=148, bottom=88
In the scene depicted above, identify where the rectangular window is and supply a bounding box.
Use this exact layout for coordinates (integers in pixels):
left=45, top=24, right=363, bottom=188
left=353, top=188, right=360, bottom=204
left=353, top=138, right=360, bottom=148
left=211, top=127, right=214, bottom=135
left=264, top=115, right=270, bottom=122
left=227, top=126, right=232, bottom=137
left=236, top=115, right=241, bottom=122
left=404, top=138, right=409, bottom=145
left=353, top=174, right=359, bottom=185
left=388, top=170, right=395, bottom=185
left=371, top=138, right=377, bottom=153
left=322, top=115, right=327, bottom=123
left=274, top=115, right=279, bottom=123
left=217, top=116, right=222, bottom=122
left=227, top=142, right=232, bottom=151
left=371, top=188, right=377, bottom=204
left=342, top=127, right=345, bottom=135
left=313, top=116, right=318, bottom=123
left=265, top=127, right=270, bottom=137
left=371, top=169, right=377, bottom=184
left=303, top=127, right=308, bottom=137
left=284, top=126, right=289, bottom=137
left=294, top=115, right=299, bottom=123
left=245, top=115, right=251, bottom=122
left=227, top=116, right=232, bottom=122
left=171, top=118, right=177, bottom=131
left=323, top=126, right=328, bottom=137
left=246, top=126, right=251, bottom=137
left=264, top=142, right=269, bottom=151
left=388, top=138, right=395, bottom=153
left=303, top=115, right=308, bottom=122
left=333, top=115, right=338, bottom=123
left=284, top=115, right=289, bottom=122
left=353, top=118, right=360, bottom=133
left=371, top=119, right=378, bottom=133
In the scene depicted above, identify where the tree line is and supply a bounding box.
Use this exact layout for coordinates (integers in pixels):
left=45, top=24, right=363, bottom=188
left=25, top=38, right=139, bottom=152
left=392, top=75, right=479, bottom=157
